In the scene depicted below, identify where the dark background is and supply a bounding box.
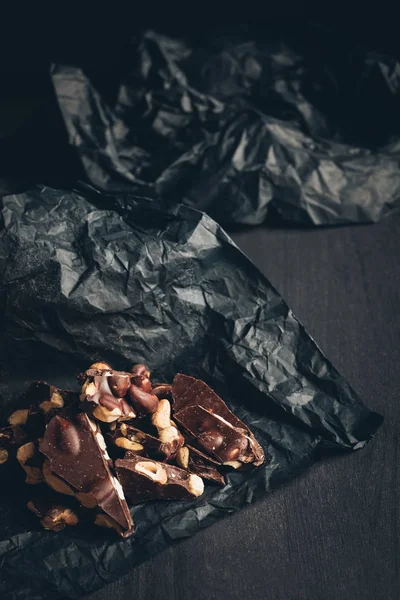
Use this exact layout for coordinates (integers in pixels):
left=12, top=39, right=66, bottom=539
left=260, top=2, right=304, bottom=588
left=0, top=11, right=399, bottom=599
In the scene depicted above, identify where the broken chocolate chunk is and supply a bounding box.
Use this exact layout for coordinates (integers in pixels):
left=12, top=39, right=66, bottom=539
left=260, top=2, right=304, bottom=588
left=116, top=454, right=204, bottom=504
left=174, top=404, right=264, bottom=468
left=177, top=445, right=226, bottom=486
left=80, top=370, right=136, bottom=423
left=112, top=423, right=169, bottom=459
left=40, top=408, right=134, bottom=537
left=172, top=374, right=264, bottom=467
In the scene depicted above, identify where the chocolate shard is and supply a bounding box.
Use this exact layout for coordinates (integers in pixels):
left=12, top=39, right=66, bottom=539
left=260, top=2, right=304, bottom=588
left=174, top=404, right=264, bottom=468
left=40, top=408, right=134, bottom=538
left=116, top=454, right=204, bottom=504
left=172, top=374, right=247, bottom=430
left=172, top=374, right=264, bottom=467
left=112, top=423, right=169, bottom=461
left=185, top=445, right=226, bottom=486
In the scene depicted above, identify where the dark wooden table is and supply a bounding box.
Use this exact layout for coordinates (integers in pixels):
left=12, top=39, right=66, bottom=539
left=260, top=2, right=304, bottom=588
left=86, top=216, right=400, bottom=600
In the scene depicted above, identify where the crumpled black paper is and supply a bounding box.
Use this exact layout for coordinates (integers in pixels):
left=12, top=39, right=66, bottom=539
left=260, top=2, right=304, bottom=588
left=0, top=186, right=382, bottom=598
left=50, top=25, right=400, bottom=226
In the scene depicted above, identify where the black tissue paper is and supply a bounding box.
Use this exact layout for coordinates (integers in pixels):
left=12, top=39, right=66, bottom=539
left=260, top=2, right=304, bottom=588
left=0, top=186, right=382, bottom=598
left=51, top=25, right=400, bottom=226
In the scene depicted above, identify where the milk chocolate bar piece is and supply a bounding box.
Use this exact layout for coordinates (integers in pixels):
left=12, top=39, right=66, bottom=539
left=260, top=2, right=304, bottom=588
left=116, top=454, right=204, bottom=504
left=172, top=374, right=264, bottom=467
left=174, top=405, right=264, bottom=468
left=40, top=408, right=134, bottom=537
left=177, top=445, right=226, bottom=486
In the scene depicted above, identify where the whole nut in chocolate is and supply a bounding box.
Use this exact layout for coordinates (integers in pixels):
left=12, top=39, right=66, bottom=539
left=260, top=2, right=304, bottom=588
left=3, top=366, right=264, bottom=538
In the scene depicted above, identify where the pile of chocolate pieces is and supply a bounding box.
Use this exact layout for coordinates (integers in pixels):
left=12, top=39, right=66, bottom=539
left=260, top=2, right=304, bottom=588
left=0, top=363, right=264, bottom=538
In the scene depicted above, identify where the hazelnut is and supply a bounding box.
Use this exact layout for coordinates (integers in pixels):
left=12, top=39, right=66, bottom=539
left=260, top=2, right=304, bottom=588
left=114, top=437, right=144, bottom=452
left=42, top=459, right=75, bottom=496
left=176, top=446, right=189, bottom=470
left=135, top=460, right=168, bottom=484
left=89, top=362, right=112, bottom=371
left=188, top=474, right=204, bottom=497
left=8, top=409, right=29, bottom=427
left=17, top=442, right=43, bottom=484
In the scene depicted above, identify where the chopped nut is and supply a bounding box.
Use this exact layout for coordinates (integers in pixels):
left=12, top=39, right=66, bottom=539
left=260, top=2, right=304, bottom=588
left=152, top=400, right=184, bottom=458
left=223, top=460, right=242, bottom=469
left=114, top=437, right=144, bottom=452
left=176, top=446, right=189, bottom=470
left=42, top=460, right=75, bottom=496
left=39, top=390, right=64, bottom=414
left=135, top=460, right=168, bottom=484
left=93, top=404, right=121, bottom=423
left=8, top=409, right=29, bottom=427
left=17, top=442, right=43, bottom=484
left=0, top=448, right=9, bottom=465
left=41, top=507, right=78, bottom=531
left=27, top=498, right=79, bottom=531
left=188, top=474, right=204, bottom=497
left=152, top=399, right=171, bottom=430
left=89, top=362, right=113, bottom=371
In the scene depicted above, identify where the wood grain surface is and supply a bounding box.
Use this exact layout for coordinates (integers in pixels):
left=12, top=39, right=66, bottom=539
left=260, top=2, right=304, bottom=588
left=86, top=216, right=400, bottom=600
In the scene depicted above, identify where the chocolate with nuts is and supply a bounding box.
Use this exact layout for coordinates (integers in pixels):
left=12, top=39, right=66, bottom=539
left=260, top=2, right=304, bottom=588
left=116, top=454, right=204, bottom=504
left=80, top=370, right=136, bottom=423
left=172, top=374, right=264, bottom=468
left=40, top=408, right=134, bottom=537
left=177, top=445, right=226, bottom=486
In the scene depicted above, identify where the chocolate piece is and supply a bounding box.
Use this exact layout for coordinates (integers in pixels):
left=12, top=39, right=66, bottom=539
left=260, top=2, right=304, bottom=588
left=112, top=423, right=167, bottom=459
left=40, top=409, right=134, bottom=537
left=172, top=374, right=264, bottom=467
left=174, top=405, right=264, bottom=468
left=116, top=454, right=204, bottom=504
left=80, top=370, right=136, bottom=423
left=179, top=445, right=226, bottom=486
